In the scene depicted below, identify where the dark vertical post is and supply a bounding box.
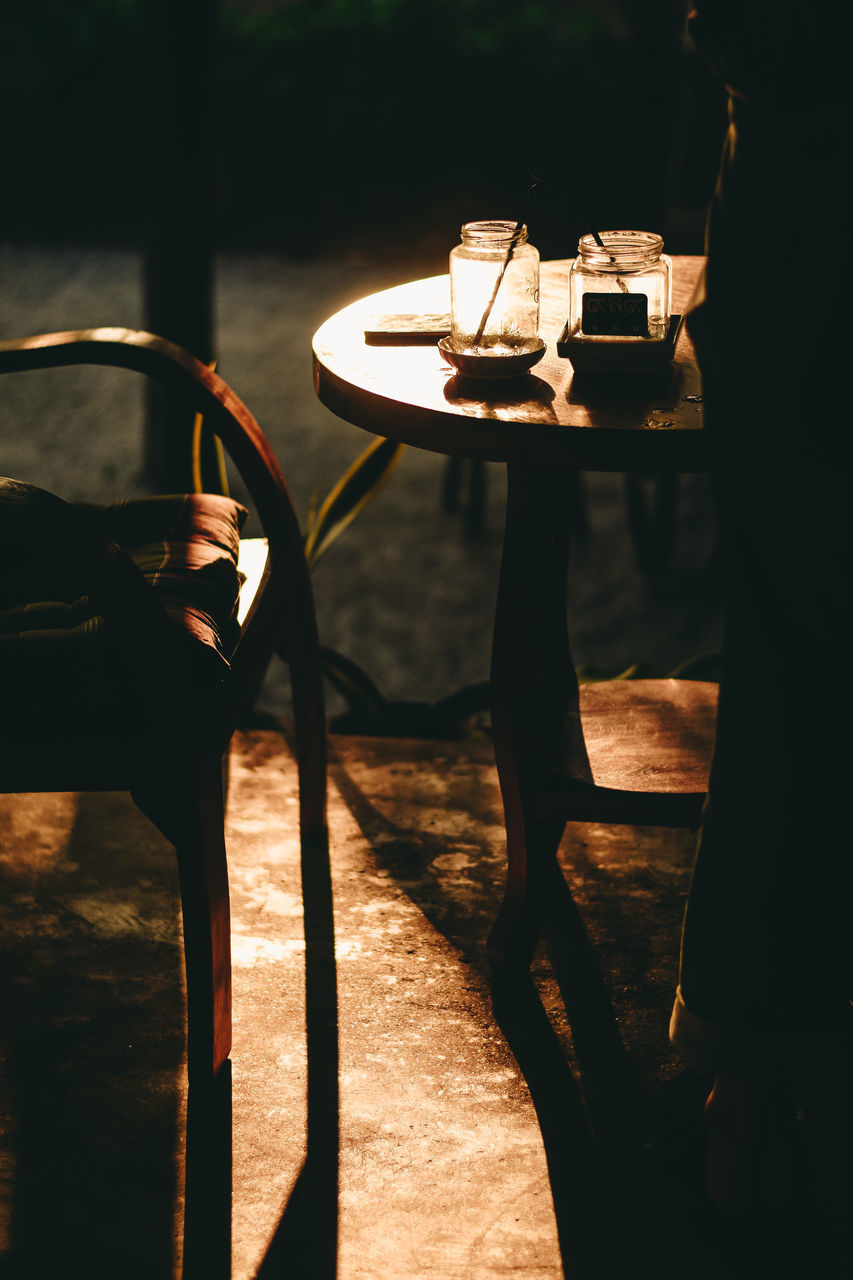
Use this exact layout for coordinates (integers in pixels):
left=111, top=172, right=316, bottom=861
left=143, top=0, right=218, bottom=491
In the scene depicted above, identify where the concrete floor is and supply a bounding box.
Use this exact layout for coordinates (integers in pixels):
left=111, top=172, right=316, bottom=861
left=0, top=727, right=671, bottom=1279
left=0, top=727, right=839, bottom=1280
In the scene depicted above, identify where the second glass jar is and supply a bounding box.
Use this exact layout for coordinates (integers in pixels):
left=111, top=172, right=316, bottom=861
left=568, top=231, right=671, bottom=341
left=450, top=221, right=540, bottom=355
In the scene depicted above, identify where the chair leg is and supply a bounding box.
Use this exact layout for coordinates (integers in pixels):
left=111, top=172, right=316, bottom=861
left=172, top=759, right=232, bottom=1086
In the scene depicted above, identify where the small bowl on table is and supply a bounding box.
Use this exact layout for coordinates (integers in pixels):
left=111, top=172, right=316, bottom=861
left=438, top=337, right=546, bottom=381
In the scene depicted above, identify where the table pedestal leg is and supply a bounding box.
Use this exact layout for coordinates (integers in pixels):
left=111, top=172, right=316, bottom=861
left=488, top=462, right=592, bottom=970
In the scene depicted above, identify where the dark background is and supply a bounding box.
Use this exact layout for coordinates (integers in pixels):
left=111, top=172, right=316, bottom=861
left=0, top=1, right=728, bottom=714
left=1, top=0, right=727, bottom=261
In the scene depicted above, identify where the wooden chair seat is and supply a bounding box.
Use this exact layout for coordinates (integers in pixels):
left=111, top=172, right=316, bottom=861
left=487, top=462, right=719, bottom=970
left=537, top=678, right=717, bottom=827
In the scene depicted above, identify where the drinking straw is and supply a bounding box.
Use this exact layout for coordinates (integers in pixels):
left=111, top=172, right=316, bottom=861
left=530, top=169, right=609, bottom=250
left=530, top=170, right=623, bottom=285
left=471, top=170, right=618, bottom=348
left=472, top=175, right=542, bottom=348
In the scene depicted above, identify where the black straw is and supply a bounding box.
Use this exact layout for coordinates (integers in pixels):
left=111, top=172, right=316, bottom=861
left=472, top=176, right=542, bottom=348
left=530, top=169, right=607, bottom=249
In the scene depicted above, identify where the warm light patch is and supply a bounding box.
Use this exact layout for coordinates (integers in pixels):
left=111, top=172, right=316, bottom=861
left=0, top=792, right=80, bottom=880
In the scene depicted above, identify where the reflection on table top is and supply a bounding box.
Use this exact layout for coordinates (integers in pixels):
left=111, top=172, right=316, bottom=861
left=312, top=257, right=707, bottom=473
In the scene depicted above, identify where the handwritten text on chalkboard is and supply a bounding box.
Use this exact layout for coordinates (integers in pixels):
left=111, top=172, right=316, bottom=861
left=581, top=292, right=649, bottom=337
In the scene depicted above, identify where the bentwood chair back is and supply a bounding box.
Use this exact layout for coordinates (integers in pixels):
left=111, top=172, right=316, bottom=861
left=0, top=327, right=327, bottom=1088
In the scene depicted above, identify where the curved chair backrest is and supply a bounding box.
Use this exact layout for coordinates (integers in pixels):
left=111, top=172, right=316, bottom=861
left=0, top=327, right=316, bottom=746
left=0, top=328, right=328, bottom=1091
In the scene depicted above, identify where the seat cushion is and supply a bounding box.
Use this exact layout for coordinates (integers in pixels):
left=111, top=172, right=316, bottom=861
left=78, top=493, right=248, bottom=662
left=0, top=484, right=248, bottom=734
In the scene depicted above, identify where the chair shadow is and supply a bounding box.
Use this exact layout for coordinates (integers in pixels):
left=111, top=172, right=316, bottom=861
left=182, top=1066, right=233, bottom=1280
left=254, top=825, right=340, bottom=1280
left=493, top=867, right=673, bottom=1279
left=328, top=742, right=840, bottom=1280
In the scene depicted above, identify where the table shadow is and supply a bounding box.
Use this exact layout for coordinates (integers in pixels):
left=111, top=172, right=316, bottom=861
left=326, top=748, right=656, bottom=1276
left=444, top=372, right=558, bottom=422
left=327, top=742, right=804, bottom=1279
left=565, top=364, right=685, bottom=424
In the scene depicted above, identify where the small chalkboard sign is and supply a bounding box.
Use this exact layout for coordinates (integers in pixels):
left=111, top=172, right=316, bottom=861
left=582, top=292, right=648, bottom=337
left=556, top=314, right=683, bottom=372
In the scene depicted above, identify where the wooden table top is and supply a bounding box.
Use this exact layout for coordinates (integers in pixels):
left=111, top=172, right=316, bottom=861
left=312, top=256, right=707, bottom=473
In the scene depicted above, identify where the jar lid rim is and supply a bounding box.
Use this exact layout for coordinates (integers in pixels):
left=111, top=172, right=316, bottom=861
left=578, top=230, right=664, bottom=257
left=461, top=220, right=528, bottom=242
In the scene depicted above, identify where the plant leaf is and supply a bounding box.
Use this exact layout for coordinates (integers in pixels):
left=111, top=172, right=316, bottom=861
left=667, top=651, right=721, bottom=682
left=191, top=359, right=230, bottom=496
left=433, top=680, right=491, bottom=721
left=303, top=437, right=404, bottom=569
left=575, top=661, right=638, bottom=684
left=303, top=489, right=320, bottom=541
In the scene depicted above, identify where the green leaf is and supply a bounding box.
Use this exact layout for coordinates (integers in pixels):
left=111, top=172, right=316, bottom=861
left=303, top=488, right=320, bottom=541
left=190, top=358, right=230, bottom=497
left=575, top=661, right=638, bottom=684
left=667, top=651, right=721, bottom=682
left=303, top=437, right=404, bottom=569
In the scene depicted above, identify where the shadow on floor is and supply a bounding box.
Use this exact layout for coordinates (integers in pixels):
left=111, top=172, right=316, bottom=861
left=326, top=735, right=841, bottom=1280
left=2, top=733, right=843, bottom=1279
left=326, top=740, right=670, bottom=1276
left=254, top=827, right=339, bottom=1280
left=0, top=792, right=184, bottom=1279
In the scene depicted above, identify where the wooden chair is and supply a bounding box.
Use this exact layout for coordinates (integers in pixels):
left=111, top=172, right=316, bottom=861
left=0, top=327, right=327, bottom=1088
left=487, top=461, right=717, bottom=969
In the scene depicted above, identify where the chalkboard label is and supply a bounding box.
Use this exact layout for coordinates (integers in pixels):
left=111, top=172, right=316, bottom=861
left=582, top=291, right=648, bottom=336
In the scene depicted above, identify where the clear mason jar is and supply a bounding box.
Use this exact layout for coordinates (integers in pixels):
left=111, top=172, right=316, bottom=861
left=568, top=230, right=671, bottom=341
left=449, top=221, right=540, bottom=354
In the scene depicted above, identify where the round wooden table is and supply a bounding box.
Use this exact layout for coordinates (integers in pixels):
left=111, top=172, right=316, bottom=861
left=313, top=257, right=715, bottom=967
left=313, top=257, right=706, bottom=473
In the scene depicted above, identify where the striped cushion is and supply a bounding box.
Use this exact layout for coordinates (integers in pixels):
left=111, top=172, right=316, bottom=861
left=0, top=483, right=247, bottom=731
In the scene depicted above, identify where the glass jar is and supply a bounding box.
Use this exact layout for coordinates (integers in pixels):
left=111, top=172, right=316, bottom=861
left=568, top=231, right=671, bottom=341
left=449, top=221, right=540, bottom=355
